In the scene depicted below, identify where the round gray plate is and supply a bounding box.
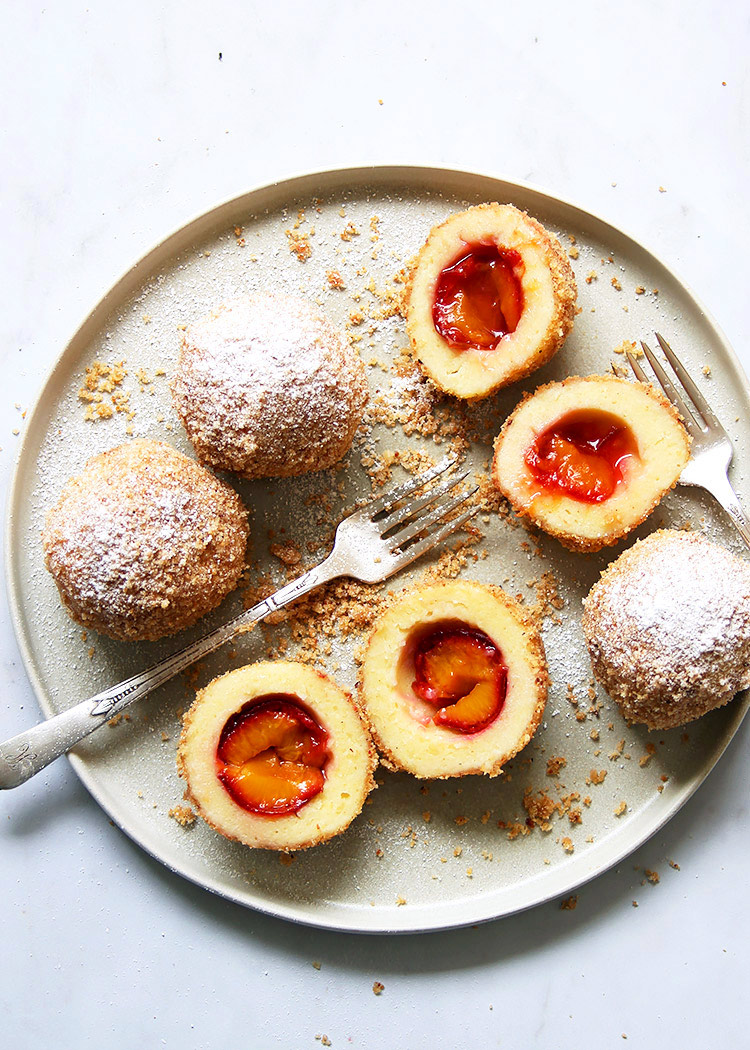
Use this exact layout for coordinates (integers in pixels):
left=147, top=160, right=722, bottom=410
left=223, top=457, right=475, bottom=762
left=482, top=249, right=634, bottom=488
left=6, top=166, right=749, bottom=932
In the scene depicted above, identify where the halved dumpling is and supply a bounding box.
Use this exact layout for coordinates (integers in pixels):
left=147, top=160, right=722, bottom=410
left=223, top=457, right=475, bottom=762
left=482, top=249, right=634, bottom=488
left=406, top=203, right=576, bottom=400
left=177, top=661, right=377, bottom=851
left=359, top=580, right=548, bottom=779
left=492, top=375, right=690, bottom=552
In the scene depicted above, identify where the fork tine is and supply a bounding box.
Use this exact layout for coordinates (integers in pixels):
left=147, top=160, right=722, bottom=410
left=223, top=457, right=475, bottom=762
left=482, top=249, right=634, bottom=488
left=386, top=485, right=479, bottom=552
left=377, top=469, right=471, bottom=532
left=388, top=504, right=480, bottom=569
left=362, top=456, right=456, bottom=518
left=625, top=350, right=649, bottom=384
left=639, top=340, right=704, bottom=435
left=655, top=332, right=724, bottom=431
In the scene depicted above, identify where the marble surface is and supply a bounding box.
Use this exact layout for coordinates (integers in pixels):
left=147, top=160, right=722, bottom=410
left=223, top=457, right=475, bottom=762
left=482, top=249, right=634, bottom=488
left=2, top=3, right=748, bottom=1046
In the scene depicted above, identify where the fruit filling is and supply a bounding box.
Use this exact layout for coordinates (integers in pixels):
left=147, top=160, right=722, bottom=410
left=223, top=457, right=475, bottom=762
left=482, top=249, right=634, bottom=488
left=216, top=695, right=329, bottom=816
left=524, top=409, right=639, bottom=503
left=411, top=626, right=507, bottom=733
left=432, top=242, right=524, bottom=349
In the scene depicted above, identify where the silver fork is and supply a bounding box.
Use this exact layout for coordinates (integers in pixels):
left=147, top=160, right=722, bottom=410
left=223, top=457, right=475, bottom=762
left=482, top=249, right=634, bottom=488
left=627, top=332, right=750, bottom=549
left=0, top=457, right=478, bottom=789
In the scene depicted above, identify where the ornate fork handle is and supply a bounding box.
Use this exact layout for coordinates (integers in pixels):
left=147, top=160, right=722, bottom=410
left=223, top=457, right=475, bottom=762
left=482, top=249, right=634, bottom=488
left=0, top=560, right=335, bottom=790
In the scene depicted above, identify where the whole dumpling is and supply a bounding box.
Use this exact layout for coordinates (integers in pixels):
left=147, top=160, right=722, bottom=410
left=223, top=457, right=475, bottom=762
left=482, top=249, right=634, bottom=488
left=42, top=439, right=248, bottom=642
left=171, top=292, right=368, bottom=479
left=582, top=530, right=750, bottom=729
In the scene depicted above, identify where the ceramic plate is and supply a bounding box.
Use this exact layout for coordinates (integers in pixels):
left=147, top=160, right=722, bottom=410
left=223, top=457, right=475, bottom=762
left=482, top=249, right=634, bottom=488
left=6, top=166, right=750, bottom=932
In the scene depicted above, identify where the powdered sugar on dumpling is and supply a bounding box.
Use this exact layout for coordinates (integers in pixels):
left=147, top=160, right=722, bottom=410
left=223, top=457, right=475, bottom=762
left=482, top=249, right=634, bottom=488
left=582, top=529, right=750, bottom=729
left=171, top=292, right=368, bottom=480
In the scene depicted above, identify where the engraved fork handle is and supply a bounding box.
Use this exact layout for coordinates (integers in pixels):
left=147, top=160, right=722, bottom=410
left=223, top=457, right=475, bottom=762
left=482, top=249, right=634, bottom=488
left=0, top=555, right=341, bottom=789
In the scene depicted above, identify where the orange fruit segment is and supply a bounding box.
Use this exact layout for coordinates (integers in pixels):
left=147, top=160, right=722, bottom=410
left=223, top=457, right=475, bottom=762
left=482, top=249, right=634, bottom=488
left=220, top=753, right=326, bottom=816
left=524, top=409, right=638, bottom=503
left=433, top=678, right=506, bottom=733
left=216, top=696, right=329, bottom=816
left=412, top=627, right=507, bottom=734
left=432, top=244, right=524, bottom=349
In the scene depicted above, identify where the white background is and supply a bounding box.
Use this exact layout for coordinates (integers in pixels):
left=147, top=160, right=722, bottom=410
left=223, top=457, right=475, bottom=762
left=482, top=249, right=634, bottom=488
left=2, top=3, right=748, bottom=1047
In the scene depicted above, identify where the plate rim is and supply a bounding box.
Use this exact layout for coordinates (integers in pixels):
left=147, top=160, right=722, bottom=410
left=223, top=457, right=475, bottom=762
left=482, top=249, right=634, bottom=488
left=5, top=163, right=749, bottom=933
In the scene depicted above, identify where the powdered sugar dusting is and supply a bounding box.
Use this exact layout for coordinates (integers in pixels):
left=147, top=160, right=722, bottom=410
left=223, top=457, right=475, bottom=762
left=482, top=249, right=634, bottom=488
left=42, top=440, right=248, bottom=641
left=584, top=529, right=750, bottom=727
left=171, top=292, right=368, bottom=479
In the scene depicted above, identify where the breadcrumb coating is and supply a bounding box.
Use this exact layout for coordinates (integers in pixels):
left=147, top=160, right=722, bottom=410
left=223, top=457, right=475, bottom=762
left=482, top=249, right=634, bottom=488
left=42, top=439, right=248, bottom=641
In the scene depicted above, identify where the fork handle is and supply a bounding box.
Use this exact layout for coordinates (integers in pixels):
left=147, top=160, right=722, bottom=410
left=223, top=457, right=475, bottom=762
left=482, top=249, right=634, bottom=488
left=0, top=556, right=340, bottom=789
left=702, top=473, right=750, bottom=550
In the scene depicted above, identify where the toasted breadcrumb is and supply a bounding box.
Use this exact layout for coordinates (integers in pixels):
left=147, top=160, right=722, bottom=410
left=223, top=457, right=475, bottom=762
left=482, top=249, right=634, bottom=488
left=505, top=822, right=531, bottom=840
left=546, top=756, right=567, bottom=777
left=639, top=743, right=656, bottom=767
left=285, top=230, right=312, bottom=261
left=78, top=361, right=129, bottom=421
left=523, top=790, right=557, bottom=830
left=326, top=269, right=345, bottom=289
left=533, top=572, right=565, bottom=624
left=269, top=542, right=302, bottom=567
left=613, top=339, right=638, bottom=356
left=168, top=805, right=197, bottom=827
left=609, top=740, right=625, bottom=761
